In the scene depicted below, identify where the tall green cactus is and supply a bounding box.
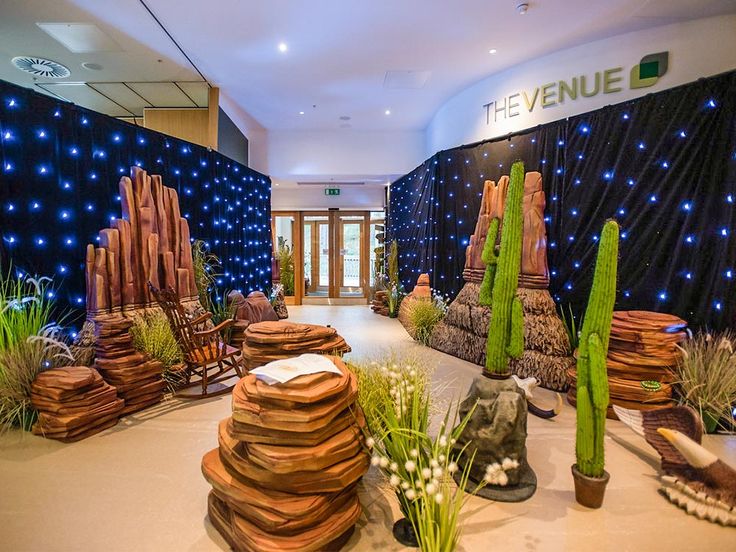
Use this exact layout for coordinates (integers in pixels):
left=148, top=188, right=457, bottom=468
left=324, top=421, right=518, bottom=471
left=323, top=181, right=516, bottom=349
left=484, top=161, right=525, bottom=376
left=478, top=217, right=500, bottom=306
left=575, top=219, right=619, bottom=478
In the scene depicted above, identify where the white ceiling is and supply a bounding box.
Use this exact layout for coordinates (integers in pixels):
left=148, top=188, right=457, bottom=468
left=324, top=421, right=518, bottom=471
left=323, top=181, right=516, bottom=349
left=1, top=0, right=735, bottom=128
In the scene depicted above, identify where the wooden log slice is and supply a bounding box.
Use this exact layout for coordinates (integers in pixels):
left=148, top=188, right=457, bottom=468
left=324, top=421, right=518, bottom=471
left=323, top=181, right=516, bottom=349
left=567, top=369, right=672, bottom=403
left=218, top=419, right=369, bottom=494
left=567, top=388, right=674, bottom=420
left=119, top=394, right=162, bottom=416
left=611, top=311, right=687, bottom=332
left=31, top=384, right=118, bottom=414
left=231, top=408, right=365, bottom=447
left=118, top=378, right=166, bottom=399
left=245, top=422, right=364, bottom=474
left=30, top=377, right=106, bottom=403
left=33, top=415, right=120, bottom=443
left=33, top=403, right=123, bottom=438
left=244, top=321, right=337, bottom=344
left=35, top=398, right=125, bottom=431
left=202, top=448, right=358, bottom=533
left=32, top=366, right=100, bottom=392
left=94, top=352, right=148, bottom=369
left=607, top=349, right=679, bottom=368
left=235, top=356, right=351, bottom=407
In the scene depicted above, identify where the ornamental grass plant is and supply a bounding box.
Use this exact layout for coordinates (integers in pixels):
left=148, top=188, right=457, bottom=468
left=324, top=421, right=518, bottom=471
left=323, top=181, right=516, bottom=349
left=350, top=355, right=517, bottom=551
left=0, top=270, right=72, bottom=432
left=130, top=311, right=185, bottom=391
left=407, top=293, right=449, bottom=346
left=675, top=331, right=736, bottom=432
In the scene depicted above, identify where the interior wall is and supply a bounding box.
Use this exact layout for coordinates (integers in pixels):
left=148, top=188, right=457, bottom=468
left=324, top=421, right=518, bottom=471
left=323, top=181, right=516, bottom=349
left=426, top=14, right=736, bottom=154
left=143, top=108, right=210, bottom=148
left=217, top=107, right=249, bottom=167
left=271, top=185, right=386, bottom=211
left=267, top=129, right=424, bottom=180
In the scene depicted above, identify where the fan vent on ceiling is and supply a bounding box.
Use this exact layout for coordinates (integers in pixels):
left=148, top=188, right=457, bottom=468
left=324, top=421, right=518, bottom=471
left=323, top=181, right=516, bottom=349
left=12, top=56, right=70, bottom=78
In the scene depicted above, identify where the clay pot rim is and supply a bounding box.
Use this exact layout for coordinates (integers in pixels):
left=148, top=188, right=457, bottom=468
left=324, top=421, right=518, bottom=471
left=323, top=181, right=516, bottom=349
left=481, top=371, right=512, bottom=380
left=571, top=463, right=610, bottom=483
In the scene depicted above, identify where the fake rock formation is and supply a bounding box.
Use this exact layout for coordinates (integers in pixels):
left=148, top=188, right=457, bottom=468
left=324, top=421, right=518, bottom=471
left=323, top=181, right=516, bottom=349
left=430, top=172, right=573, bottom=391
left=398, top=273, right=432, bottom=338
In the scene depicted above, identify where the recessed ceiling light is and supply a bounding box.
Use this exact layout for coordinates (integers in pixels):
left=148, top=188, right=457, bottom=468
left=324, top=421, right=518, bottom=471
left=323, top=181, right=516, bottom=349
left=489, top=49, right=497, bottom=54
left=278, top=42, right=288, bottom=53
left=384, top=109, right=391, bottom=115
left=299, top=111, right=305, bottom=115
left=517, top=3, right=529, bottom=15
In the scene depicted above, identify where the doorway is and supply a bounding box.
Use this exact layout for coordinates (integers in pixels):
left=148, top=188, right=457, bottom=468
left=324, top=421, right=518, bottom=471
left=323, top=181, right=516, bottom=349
left=271, top=210, right=384, bottom=304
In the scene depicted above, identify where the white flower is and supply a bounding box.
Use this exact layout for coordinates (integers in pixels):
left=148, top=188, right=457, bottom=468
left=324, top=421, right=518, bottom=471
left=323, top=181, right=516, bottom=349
left=390, top=462, right=398, bottom=472
left=450, top=438, right=456, bottom=445
left=433, top=467, right=443, bottom=478
left=389, top=474, right=401, bottom=487
left=379, top=457, right=389, bottom=468
left=502, top=457, right=518, bottom=470
left=405, top=489, right=416, bottom=500
left=497, top=472, right=509, bottom=486
left=430, top=459, right=439, bottom=469
left=438, top=435, right=448, bottom=447
left=365, top=437, right=375, bottom=449
left=405, top=460, right=416, bottom=473
left=425, top=483, right=437, bottom=495
left=438, top=454, right=446, bottom=464
left=401, top=481, right=410, bottom=490
left=434, top=493, right=444, bottom=504
left=421, top=468, right=432, bottom=480
left=371, top=455, right=381, bottom=467
left=410, top=449, right=419, bottom=458
left=447, top=462, right=458, bottom=474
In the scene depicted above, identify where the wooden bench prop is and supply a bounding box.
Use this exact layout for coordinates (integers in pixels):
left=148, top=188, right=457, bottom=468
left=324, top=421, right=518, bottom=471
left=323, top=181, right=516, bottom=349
left=201, top=356, right=368, bottom=552
left=31, top=366, right=124, bottom=442
left=567, top=310, right=687, bottom=419
left=241, top=321, right=351, bottom=371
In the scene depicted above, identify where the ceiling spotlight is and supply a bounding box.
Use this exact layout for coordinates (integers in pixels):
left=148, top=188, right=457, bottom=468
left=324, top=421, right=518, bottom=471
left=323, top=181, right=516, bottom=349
left=299, top=111, right=305, bottom=115
left=384, top=109, right=391, bottom=115
left=517, top=3, right=529, bottom=15
left=278, top=42, right=288, bottom=53
left=489, top=48, right=497, bottom=54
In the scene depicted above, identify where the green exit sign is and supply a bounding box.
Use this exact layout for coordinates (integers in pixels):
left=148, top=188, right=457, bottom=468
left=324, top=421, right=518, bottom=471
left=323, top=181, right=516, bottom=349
left=325, top=187, right=340, bottom=196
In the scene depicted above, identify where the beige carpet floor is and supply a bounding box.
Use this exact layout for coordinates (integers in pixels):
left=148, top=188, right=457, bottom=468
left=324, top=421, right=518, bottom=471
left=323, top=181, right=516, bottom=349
left=0, top=305, right=734, bottom=551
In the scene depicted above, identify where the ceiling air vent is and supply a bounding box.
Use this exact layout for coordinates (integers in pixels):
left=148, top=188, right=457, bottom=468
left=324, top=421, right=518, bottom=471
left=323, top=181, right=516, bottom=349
left=12, top=56, right=70, bottom=78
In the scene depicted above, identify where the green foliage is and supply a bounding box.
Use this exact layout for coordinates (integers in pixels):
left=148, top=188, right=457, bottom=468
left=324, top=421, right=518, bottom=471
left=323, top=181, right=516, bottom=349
left=485, top=161, right=526, bottom=376
left=575, top=220, right=618, bottom=477
left=210, top=292, right=236, bottom=342
left=675, top=331, right=736, bottom=432
left=387, top=284, right=405, bottom=318
left=559, top=304, right=582, bottom=351
left=0, top=269, right=72, bottom=432
left=277, top=236, right=295, bottom=296
left=388, top=240, right=400, bottom=289
left=408, top=293, right=449, bottom=346
left=130, top=312, right=183, bottom=390
left=478, top=217, right=500, bottom=306
left=192, top=240, right=220, bottom=309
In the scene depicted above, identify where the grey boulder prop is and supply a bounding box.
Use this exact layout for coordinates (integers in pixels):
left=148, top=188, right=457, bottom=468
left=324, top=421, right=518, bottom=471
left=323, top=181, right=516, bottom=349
left=453, top=377, right=537, bottom=502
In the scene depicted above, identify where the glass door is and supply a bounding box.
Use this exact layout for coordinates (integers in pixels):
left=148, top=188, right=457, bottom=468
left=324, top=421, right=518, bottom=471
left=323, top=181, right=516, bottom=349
left=338, top=215, right=365, bottom=298
left=303, top=214, right=331, bottom=297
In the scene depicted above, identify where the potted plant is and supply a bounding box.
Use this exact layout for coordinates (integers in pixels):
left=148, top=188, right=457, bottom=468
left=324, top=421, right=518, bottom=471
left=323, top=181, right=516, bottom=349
left=675, top=331, right=736, bottom=433
left=571, top=219, right=619, bottom=508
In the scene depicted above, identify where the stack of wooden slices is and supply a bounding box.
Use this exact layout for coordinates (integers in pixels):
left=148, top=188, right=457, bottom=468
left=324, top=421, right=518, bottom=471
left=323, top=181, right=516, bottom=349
left=568, top=310, right=687, bottom=418
left=201, top=355, right=368, bottom=551
left=31, top=366, right=124, bottom=442
left=92, top=315, right=165, bottom=415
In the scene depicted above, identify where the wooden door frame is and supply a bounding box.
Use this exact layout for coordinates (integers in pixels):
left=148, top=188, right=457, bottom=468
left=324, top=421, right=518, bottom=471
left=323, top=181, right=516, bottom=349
left=271, top=211, right=303, bottom=305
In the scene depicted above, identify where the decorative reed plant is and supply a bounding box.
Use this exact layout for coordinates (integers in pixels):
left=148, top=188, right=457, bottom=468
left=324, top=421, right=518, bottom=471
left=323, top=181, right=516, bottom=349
left=559, top=303, right=582, bottom=351
left=0, top=269, right=72, bottom=432
left=350, top=355, right=517, bottom=551
left=675, top=331, right=736, bottom=432
left=192, top=239, right=221, bottom=309
left=277, top=237, right=295, bottom=296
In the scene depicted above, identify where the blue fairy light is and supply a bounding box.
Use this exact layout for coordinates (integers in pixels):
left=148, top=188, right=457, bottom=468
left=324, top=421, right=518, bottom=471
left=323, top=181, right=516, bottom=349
left=682, top=202, right=691, bottom=211
left=658, top=291, right=667, bottom=301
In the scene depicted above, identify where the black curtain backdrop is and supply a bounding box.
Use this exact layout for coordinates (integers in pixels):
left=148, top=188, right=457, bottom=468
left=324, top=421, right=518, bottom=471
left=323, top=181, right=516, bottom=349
left=389, top=70, right=736, bottom=330
left=0, top=79, right=272, bottom=332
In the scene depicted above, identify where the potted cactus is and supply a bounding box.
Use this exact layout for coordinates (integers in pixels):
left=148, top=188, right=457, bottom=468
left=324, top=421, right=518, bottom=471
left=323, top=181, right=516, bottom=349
left=572, top=219, right=619, bottom=508
left=484, top=160, right=525, bottom=378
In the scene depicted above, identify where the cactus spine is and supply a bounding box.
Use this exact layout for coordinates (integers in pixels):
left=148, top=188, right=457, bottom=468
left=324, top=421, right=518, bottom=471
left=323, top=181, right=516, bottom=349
left=478, top=217, right=500, bottom=306
left=484, top=161, right=525, bottom=376
left=575, top=219, right=619, bottom=478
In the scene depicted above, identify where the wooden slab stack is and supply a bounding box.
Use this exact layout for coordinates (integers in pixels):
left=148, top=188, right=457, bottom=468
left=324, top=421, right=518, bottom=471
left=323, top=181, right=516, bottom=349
left=371, top=290, right=389, bottom=316
left=30, top=366, right=124, bottom=442
left=568, top=311, right=687, bottom=418
left=201, top=356, right=368, bottom=552
left=93, top=315, right=165, bottom=415
left=241, top=321, right=351, bottom=371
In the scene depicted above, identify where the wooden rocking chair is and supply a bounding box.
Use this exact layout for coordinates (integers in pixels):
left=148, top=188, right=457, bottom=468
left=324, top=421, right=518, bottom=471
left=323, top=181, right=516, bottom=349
left=148, top=283, right=245, bottom=399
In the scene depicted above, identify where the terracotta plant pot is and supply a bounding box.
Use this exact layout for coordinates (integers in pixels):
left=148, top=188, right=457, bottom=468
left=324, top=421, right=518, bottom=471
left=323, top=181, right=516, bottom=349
left=571, top=464, right=610, bottom=509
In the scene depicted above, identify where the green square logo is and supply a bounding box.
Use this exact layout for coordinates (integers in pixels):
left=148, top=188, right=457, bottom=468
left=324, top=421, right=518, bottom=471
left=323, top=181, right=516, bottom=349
left=639, top=60, right=659, bottom=80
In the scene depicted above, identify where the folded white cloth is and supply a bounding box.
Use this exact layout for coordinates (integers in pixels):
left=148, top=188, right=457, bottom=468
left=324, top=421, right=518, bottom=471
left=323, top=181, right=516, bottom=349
left=250, top=354, right=342, bottom=385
